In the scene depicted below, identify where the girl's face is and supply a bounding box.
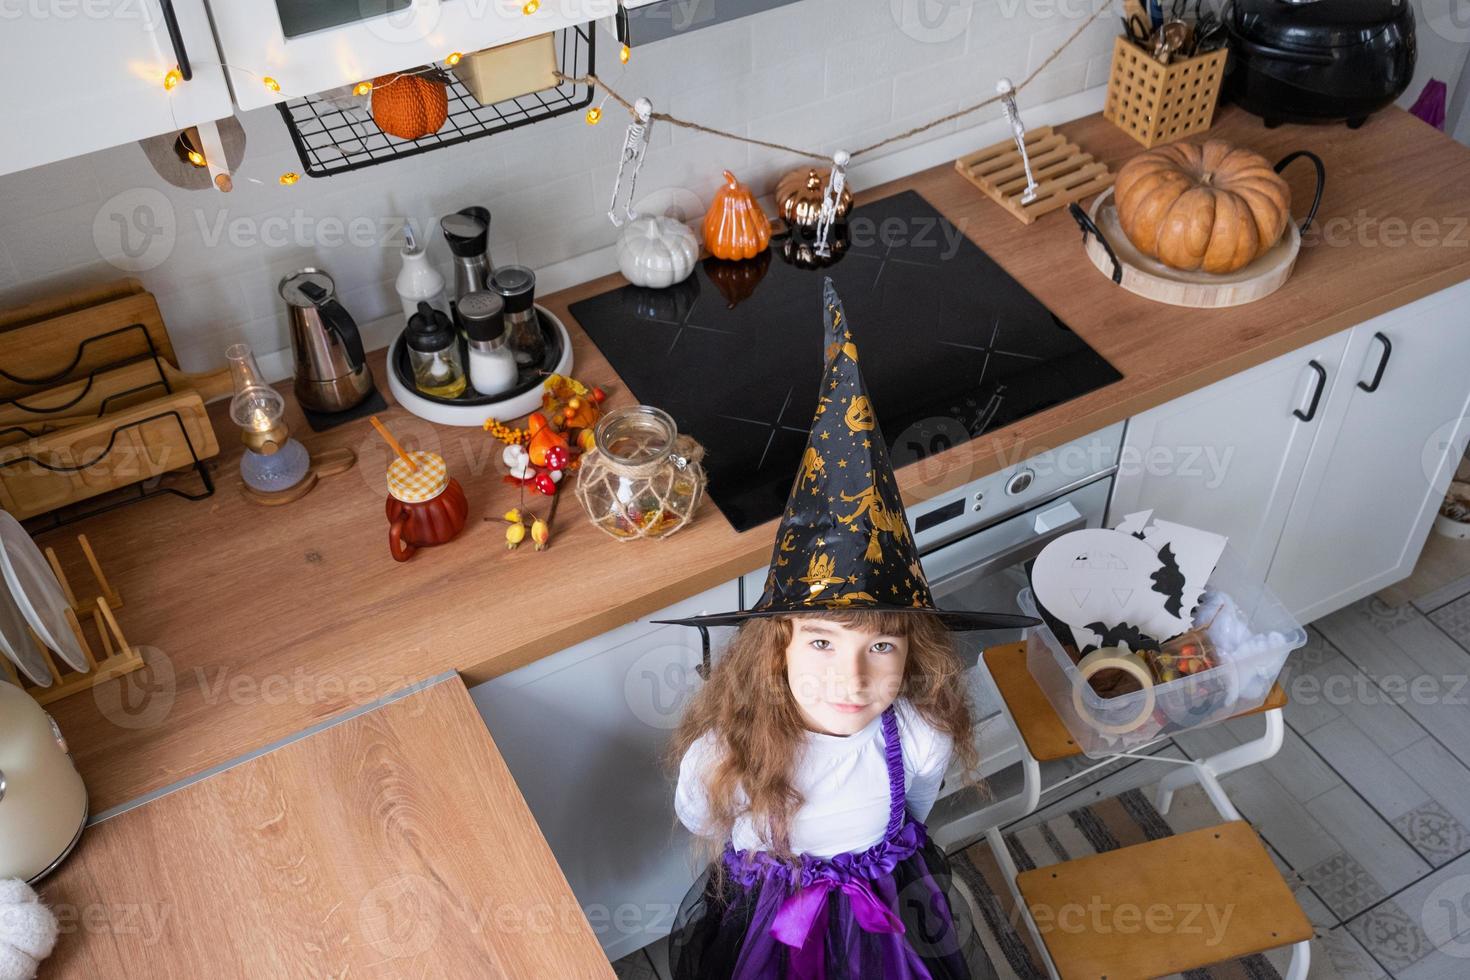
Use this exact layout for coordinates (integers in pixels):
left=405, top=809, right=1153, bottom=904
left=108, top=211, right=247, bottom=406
left=785, top=618, right=908, bottom=736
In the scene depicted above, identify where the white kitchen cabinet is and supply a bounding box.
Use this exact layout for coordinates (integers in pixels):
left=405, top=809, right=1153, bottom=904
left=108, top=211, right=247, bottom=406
left=211, top=0, right=617, bottom=112
left=468, top=579, right=738, bottom=961
left=1110, top=331, right=1351, bottom=579
left=0, top=0, right=233, bottom=177
left=1111, top=280, right=1470, bottom=623
left=1267, top=282, right=1470, bottom=621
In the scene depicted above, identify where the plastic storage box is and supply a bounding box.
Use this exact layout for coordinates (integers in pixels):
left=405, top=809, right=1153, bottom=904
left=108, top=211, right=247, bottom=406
left=1017, top=544, right=1306, bottom=757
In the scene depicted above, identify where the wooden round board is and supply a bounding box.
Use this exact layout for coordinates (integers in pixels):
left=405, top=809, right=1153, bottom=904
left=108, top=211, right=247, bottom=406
left=1084, top=188, right=1300, bottom=308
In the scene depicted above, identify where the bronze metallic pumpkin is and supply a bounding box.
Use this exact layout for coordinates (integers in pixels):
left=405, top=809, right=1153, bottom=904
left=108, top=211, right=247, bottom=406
left=776, top=166, right=853, bottom=230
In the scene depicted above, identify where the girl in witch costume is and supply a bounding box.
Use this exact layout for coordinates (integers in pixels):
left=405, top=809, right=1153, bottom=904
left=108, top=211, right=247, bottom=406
left=655, top=281, right=1036, bottom=980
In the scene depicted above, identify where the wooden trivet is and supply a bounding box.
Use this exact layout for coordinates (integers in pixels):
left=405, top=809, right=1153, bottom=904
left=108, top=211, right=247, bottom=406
left=240, top=447, right=358, bottom=506
left=954, top=125, right=1114, bottom=225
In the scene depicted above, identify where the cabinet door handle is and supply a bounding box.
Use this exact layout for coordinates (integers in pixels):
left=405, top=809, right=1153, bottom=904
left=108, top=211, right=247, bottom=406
left=1293, top=360, right=1327, bottom=422
left=1357, top=331, right=1393, bottom=393
left=159, top=0, right=193, bottom=82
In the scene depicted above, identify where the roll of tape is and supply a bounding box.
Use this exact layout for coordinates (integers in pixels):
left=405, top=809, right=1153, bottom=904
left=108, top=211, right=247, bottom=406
left=1072, top=648, right=1157, bottom=736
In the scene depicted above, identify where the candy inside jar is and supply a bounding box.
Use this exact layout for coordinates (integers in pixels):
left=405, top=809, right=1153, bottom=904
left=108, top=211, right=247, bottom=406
left=574, top=406, right=705, bottom=540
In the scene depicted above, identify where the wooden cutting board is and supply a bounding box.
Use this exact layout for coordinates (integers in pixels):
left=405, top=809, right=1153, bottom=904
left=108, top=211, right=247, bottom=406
left=0, top=356, right=231, bottom=431
left=0, top=292, right=178, bottom=401
left=0, top=390, right=218, bottom=519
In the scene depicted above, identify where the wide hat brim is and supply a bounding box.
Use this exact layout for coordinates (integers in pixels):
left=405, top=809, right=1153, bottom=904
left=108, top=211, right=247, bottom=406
left=652, top=605, right=1039, bottom=633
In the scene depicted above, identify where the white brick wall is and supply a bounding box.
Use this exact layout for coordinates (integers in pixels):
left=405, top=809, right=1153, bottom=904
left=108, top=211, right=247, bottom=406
left=0, top=0, right=1116, bottom=374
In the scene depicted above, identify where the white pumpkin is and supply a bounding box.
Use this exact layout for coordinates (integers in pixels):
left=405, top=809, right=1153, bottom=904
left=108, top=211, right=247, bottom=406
left=616, top=216, right=699, bottom=289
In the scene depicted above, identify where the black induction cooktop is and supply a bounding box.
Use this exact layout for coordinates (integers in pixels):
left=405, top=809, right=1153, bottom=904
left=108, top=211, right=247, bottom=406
left=569, top=190, right=1121, bottom=532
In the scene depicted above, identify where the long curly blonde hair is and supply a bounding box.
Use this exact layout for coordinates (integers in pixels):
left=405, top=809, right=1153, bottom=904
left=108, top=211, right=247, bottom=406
left=668, top=610, right=980, bottom=863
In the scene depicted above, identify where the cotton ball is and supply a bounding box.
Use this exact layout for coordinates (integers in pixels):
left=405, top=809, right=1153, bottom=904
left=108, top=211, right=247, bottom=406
left=0, top=879, right=59, bottom=980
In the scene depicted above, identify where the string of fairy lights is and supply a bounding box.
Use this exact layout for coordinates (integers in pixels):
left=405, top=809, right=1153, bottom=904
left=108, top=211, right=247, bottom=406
left=156, top=2, right=1101, bottom=199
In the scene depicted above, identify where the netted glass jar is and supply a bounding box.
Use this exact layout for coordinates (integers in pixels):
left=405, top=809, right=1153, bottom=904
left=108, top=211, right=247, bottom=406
left=574, top=406, right=705, bottom=540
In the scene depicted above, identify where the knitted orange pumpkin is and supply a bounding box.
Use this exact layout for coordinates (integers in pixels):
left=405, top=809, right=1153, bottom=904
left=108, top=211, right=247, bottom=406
left=703, top=170, right=771, bottom=261
left=371, top=72, right=448, bottom=140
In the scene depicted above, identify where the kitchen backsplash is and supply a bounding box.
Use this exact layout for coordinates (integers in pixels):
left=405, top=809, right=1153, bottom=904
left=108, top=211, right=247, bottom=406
left=0, top=0, right=1456, bottom=375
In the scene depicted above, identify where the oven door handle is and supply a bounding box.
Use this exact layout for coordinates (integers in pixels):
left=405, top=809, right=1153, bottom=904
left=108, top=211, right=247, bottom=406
left=926, top=501, right=1086, bottom=594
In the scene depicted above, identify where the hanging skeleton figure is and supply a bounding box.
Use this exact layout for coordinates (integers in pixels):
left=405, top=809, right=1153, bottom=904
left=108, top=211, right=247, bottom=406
left=996, top=78, right=1039, bottom=205
left=814, top=149, right=850, bottom=258
left=607, top=97, right=654, bottom=227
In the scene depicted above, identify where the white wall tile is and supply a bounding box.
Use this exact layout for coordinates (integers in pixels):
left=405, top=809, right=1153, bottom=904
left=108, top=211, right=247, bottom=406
left=0, top=1, right=1105, bottom=373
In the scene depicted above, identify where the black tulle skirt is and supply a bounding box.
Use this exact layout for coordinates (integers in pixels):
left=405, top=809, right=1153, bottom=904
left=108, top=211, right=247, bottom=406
left=668, top=835, right=996, bottom=980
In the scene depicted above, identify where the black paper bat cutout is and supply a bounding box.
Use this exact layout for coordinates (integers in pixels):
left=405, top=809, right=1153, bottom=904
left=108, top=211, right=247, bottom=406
left=1150, top=542, right=1186, bottom=618
left=1082, top=620, right=1160, bottom=653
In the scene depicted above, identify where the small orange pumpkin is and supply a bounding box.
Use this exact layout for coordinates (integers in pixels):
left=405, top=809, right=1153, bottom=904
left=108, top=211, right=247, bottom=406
left=1114, top=140, right=1292, bottom=274
left=371, top=71, right=449, bottom=140
left=703, top=170, right=771, bottom=261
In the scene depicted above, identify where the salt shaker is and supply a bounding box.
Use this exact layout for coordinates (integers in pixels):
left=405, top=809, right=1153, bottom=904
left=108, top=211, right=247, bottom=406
left=489, top=265, right=545, bottom=367
left=457, top=291, right=518, bottom=397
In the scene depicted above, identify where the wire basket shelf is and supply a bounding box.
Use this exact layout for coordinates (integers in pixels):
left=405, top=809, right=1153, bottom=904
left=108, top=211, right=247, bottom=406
left=277, top=24, right=595, bottom=177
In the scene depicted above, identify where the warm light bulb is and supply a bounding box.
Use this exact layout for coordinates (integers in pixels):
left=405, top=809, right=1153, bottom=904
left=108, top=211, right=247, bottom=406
left=249, top=406, right=273, bottom=432
left=263, top=76, right=281, bottom=92
left=187, top=150, right=206, bottom=167
left=585, top=106, right=602, bottom=125
left=522, top=0, right=539, bottom=12
left=620, top=44, right=631, bottom=64
left=445, top=51, right=463, bottom=66
left=279, top=172, right=301, bottom=185
left=163, top=68, right=182, bottom=91
left=353, top=81, right=373, bottom=96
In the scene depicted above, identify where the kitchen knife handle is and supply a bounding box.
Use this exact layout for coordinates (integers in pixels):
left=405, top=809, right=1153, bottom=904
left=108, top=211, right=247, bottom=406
left=1069, top=203, right=1121, bottom=285
left=1274, top=150, right=1326, bottom=235
left=158, top=0, right=193, bottom=82
left=1293, top=360, right=1326, bottom=422
left=1357, top=331, right=1392, bottom=393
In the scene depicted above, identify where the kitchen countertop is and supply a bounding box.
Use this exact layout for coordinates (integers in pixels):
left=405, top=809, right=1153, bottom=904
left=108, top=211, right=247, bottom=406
left=37, top=676, right=615, bottom=979
left=39, top=105, right=1470, bottom=816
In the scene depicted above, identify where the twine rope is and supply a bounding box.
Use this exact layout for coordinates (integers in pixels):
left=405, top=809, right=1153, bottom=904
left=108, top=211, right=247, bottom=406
left=555, top=1, right=1110, bottom=161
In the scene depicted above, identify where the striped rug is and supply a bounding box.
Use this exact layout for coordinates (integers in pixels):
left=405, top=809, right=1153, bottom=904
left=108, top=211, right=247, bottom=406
left=945, top=786, right=1287, bottom=980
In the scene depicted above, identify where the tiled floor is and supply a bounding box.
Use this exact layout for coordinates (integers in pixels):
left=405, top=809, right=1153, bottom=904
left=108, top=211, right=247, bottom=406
left=614, top=538, right=1470, bottom=979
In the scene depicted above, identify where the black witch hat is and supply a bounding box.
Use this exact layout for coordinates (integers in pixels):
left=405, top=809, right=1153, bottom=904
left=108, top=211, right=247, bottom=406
left=656, top=279, right=1038, bottom=645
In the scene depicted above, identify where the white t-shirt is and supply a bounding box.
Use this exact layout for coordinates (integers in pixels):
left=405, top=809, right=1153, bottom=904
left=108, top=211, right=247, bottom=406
left=674, top=699, right=953, bottom=859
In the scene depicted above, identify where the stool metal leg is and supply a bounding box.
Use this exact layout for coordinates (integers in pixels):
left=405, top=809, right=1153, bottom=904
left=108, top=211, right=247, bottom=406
left=1157, top=708, right=1285, bottom=815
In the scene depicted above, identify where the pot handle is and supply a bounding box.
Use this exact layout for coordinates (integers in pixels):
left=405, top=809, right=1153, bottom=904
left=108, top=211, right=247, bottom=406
left=389, top=512, right=416, bottom=562
left=1274, top=150, right=1326, bottom=235
left=1069, top=203, right=1121, bottom=285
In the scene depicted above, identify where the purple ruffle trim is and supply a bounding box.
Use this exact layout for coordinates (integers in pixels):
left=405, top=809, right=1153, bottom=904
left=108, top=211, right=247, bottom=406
left=723, top=819, right=928, bottom=891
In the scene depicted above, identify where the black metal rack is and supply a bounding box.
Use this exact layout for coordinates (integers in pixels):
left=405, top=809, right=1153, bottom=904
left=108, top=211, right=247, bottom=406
left=0, top=323, right=215, bottom=531
left=278, top=24, right=596, bottom=178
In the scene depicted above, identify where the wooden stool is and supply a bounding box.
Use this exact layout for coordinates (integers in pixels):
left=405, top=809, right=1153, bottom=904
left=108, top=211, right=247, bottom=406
left=1017, top=821, right=1313, bottom=979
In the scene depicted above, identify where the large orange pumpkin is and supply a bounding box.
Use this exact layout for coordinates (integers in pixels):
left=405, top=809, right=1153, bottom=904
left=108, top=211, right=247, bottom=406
left=1115, top=141, right=1292, bottom=274
left=703, top=170, right=771, bottom=261
left=371, top=71, right=448, bottom=140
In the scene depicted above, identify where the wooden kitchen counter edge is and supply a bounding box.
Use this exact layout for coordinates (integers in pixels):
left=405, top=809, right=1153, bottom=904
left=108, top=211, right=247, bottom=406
left=39, top=105, right=1470, bottom=815
left=38, top=676, right=615, bottom=978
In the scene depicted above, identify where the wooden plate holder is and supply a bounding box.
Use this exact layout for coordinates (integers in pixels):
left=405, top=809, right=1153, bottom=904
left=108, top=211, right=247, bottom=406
left=954, top=125, right=1114, bottom=225
left=0, top=533, right=143, bottom=705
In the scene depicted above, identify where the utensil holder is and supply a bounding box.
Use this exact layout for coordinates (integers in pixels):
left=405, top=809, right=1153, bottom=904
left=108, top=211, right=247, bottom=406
left=1103, top=35, right=1227, bottom=148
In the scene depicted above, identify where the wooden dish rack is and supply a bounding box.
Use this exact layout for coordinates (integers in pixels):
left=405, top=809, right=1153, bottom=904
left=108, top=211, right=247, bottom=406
left=954, top=126, right=1114, bottom=225
left=0, top=533, right=144, bottom=705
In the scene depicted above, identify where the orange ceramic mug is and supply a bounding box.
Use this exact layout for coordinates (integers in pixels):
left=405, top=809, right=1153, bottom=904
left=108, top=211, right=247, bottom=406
left=385, top=451, right=468, bottom=562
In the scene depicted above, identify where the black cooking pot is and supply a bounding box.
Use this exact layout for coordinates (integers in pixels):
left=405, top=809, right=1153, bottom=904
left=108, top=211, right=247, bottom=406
left=1227, top=0, right=1416, bottom=128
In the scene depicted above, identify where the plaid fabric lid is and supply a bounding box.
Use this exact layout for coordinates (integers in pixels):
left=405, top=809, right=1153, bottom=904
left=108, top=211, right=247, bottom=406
left=387, top=451, right=448, bottom=502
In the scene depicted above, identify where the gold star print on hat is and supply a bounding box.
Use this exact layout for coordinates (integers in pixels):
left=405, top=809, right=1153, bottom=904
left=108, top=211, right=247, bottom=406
left=654, top=279, right=1037, bottom=634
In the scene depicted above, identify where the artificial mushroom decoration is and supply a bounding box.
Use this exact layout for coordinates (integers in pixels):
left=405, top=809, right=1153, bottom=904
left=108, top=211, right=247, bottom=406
left=617, top=215, right=699, bottom=288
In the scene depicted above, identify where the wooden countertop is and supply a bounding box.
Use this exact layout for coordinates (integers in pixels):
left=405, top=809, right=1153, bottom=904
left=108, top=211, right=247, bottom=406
left=40, top=105, right=1470, bottom=814
left=38, top=676, right=615, bottom=979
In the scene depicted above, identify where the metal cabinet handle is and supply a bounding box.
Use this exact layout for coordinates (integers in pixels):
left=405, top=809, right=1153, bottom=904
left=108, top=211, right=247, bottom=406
left=1293, top=360, right=1327, bottom=422
left=159, top=0, right=193, bottom=81
left=1357, top=331, right=1393, bottom=393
